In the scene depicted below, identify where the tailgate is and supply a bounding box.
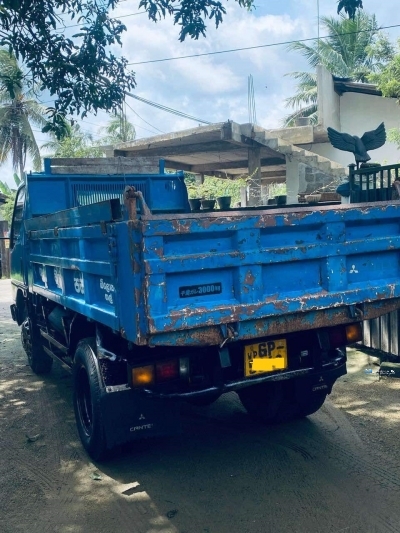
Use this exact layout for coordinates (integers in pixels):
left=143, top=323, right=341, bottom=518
left=137, top=203, right=400, bottom=345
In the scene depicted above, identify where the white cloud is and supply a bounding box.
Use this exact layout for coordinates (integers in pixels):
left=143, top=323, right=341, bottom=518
left=3, top=0, right=400, bottom=186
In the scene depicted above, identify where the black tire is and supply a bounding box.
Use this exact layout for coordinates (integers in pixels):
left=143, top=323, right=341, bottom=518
left=296, top=391, right=327, bottom=417
left=73, top=339, right=108, bottom=461
left=238, top=381, right=295, bottom=424
left=21, top=317, right=53, bottom=374
left=238, top=381, right=327, bottom=424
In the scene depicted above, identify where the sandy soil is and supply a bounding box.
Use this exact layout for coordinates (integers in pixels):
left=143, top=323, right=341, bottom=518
left=1, top=278, right=400, bottom=533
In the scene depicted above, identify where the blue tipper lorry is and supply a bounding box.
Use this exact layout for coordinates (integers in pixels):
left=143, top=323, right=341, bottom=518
left=9, top=158, right=400, bottom=459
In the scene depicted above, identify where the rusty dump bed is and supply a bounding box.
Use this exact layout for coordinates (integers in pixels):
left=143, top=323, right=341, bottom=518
left=27, top=201, right=400, bottom=347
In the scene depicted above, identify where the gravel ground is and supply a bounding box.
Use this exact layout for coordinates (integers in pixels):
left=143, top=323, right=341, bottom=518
left=1, top=278, right=400, bottom=533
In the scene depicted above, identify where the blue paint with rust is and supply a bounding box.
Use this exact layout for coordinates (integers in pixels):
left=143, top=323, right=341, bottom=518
left=18, top=166, right=400, bottom=347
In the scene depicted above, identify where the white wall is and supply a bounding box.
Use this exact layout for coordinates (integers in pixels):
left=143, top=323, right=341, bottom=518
left=314, top=67, right=400, bottom=167
left=317, top=65, right=340, bottom=132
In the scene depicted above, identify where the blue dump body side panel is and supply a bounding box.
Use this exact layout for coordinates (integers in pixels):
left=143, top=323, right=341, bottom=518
left=130, top=204, right=400, bottom=345
left=25, top=167, right=400, bottom=347
left=28, top=223, right=121, bottom=332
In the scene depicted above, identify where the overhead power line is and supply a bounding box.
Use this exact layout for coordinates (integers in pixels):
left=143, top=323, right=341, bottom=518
left=127, top=23, right=400, bottom=65
left=124, top=100, right=166, bottom=134
left=125, top=92, right=211, bottom=125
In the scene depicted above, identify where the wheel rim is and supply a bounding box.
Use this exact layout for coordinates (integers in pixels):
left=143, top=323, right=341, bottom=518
left=76, top=366, right=93, bottom=437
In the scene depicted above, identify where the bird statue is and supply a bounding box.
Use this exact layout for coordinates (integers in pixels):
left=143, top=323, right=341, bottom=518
left=327, top=122, right=386, bottom=168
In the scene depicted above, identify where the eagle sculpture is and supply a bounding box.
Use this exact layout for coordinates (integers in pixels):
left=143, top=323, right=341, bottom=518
left=327, top=122, right=386, bottom=166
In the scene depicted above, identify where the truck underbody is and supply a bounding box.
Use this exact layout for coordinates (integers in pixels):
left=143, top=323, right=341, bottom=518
left=9, top=162, right=400, bottom=459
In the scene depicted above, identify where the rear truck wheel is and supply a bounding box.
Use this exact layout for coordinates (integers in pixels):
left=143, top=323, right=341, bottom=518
left=296, top=391, right=327, bottom=417
left=21, top=317, right=53, bottom=374
left=73, top=339, right=108, bottom=461
left=238, top=381, right=295, bottom=424
left=238, top=381, right=328, bottom=424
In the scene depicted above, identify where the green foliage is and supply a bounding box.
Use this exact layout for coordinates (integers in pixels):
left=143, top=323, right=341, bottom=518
left=284, top=13, right=392, bottom=126
left=41, top=124, right=104, bottom=158
left=0, top=173, right=20, bottom=223
left=186, top=176, right=247, bottom=204
left=0, top=180, right=11, bottom=196
left=337, top=0, right=363, bottom=20
left=0, top=0, right=254, bottom=136
left=0, top=190, right=16, bottom=224
left=140, top=0, right=254, bottom=41
left=387, top=128, right=400, bottom=148
left=0, top=50, right=48, bottom=177
left=371, top=43, right=400, bottom=103
left=100, top=113, right=136, bottom=144
left=268, top=183, right=287, bottom=198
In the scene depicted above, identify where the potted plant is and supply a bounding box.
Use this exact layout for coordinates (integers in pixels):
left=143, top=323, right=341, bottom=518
left=216, top=195, right=232, bottom=209
left=186, top=184, right=202, bottom=211
left=186, top=175, right=247, bottom=211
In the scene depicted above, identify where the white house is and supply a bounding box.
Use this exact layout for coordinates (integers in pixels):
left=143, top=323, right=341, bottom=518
left=311, top=65, right=400, bottom=167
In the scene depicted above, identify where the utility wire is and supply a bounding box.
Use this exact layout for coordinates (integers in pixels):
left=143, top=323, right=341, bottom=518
left=125, top=91, right=211, bottom=125
left=124, top=101, right=166, bottom=134
left=127, top=23, right=400, bottom=65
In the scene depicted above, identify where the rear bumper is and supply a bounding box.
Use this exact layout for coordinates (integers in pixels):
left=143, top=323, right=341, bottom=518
left=99, top=358, right=346, bottom=450
left=141, top=356, right=347, bottom=400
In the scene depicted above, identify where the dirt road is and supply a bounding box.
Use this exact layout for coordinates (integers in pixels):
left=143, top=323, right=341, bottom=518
left=1, top=278, right=400, bottom=533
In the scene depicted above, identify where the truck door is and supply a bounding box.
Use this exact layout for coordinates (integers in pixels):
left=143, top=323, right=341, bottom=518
left=9, top=186, right=27, bottom=289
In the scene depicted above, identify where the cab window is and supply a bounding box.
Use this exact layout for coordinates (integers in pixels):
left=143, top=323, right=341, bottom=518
left=10, top=187, right=26, bottom=249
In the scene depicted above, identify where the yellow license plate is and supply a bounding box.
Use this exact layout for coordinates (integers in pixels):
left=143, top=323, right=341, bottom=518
left=244, top=339, right=288, bottom=377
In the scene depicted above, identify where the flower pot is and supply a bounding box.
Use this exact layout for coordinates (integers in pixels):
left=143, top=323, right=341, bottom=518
left=217, top=196, right=231, bottom=209
left=189, top=198, right=201, bottom=211
left=201, top=199, right=216, bottom=210
left=275, top=195, right=287, bottom=206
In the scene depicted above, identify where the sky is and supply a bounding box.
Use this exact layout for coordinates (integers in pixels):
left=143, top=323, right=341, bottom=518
left=3, top=0, right=400, bottom=186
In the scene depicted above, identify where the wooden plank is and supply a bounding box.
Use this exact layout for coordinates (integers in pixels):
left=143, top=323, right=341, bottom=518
left=49, top=157, right=160, bottom=175
left=390, top=310, right=399, bottom=356
left=363, top=317, right=371, bottom=346
left=25, top=199, right=122, bottom=232
left=370, top=317, right=381, bottom=350
left=380, top=313, right=390, bottom=354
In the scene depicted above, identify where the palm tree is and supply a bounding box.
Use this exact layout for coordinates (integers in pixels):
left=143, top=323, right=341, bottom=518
left=41, top=123, right=104, bottom=158
left=337, top=0, right=363, bottom=19
left=101, top=111, right=136, bottom=145
left=0, top=50, right=48, bottom=178
left=284, top=12, right=392, bottom=126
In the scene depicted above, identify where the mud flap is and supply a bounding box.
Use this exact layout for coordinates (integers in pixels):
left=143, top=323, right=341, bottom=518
left=100, top=388, right=181, bottom=449
left=294, top=363, right=347, bottom=399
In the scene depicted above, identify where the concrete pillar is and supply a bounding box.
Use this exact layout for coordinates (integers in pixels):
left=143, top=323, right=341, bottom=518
left=240, top=186, right=248, bottom=207
left=286, top=155, right=300, bottom=204
left=248, top=147, right=262, bottom=207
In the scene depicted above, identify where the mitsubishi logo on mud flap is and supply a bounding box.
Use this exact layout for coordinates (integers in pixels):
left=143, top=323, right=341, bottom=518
left=319, top=376, right=324, bottom=382
left=139, top=414, right=145, bottom=420
left=350, top=265, right=359, bottom=274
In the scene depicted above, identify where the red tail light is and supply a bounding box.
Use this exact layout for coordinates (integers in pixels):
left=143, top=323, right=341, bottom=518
left=156, top=359, right=179, bottom=382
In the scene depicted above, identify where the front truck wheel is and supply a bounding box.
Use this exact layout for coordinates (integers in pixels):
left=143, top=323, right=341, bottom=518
left=73, top=339, right=108, bottom=461
left=238, top=380, right=327, bottom=424
left=21, top=317, right=53, bottom=374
